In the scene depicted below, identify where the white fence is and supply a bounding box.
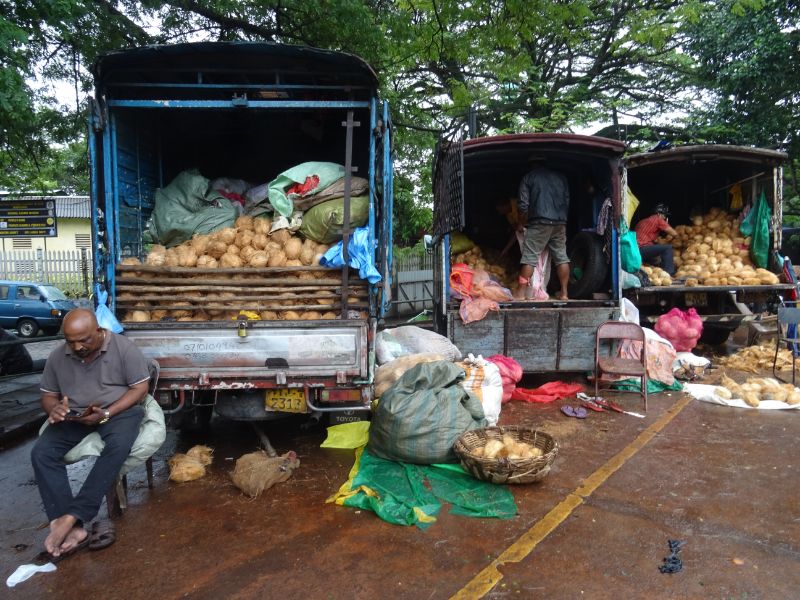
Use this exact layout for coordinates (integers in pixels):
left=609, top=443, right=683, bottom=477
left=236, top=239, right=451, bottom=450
left=391, top=252, right=434, bottom=317
left=0, top=250, right=92, bottom=297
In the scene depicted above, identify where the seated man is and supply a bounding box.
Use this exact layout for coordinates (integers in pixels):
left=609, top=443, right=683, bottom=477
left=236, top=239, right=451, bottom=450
left=634, top=203, right=677, bottom=275
left=30, top=308, right=149, bottom=559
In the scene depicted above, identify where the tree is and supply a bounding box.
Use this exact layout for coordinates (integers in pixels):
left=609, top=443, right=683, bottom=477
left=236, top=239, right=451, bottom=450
left=682, top=0, right=800, bottom=195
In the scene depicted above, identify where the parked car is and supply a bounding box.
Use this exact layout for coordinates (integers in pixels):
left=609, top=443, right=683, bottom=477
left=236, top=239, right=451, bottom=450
left=0, top=281, right=77, bottom=337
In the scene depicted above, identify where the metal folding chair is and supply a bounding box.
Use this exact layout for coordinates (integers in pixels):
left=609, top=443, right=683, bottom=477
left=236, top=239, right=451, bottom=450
left=773, top=306, right=800, bottom=385
left=594, top=321, right=648, bottom=412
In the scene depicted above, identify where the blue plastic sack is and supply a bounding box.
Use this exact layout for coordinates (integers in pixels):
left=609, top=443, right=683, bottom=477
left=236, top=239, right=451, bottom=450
left=320, top=227, right=382, bottom=284
left=95, top=286, right=123, bottom=333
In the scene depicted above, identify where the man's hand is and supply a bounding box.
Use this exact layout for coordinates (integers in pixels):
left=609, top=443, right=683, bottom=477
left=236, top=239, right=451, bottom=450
left=48, top=396, right=71, bottom=424
left=74, top=405, right=106, bottom=427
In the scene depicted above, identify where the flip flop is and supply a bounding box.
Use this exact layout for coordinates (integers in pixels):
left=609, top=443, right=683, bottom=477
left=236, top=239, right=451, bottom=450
left=89, top=519, right=116, bottom=551
left=33, top=534, right=91, bottom=565
left=560, top=405, right=588, bottom=419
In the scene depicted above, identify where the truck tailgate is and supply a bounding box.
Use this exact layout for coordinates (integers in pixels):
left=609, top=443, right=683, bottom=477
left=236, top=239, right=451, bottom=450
left=123, top=322, right=368, bottom=382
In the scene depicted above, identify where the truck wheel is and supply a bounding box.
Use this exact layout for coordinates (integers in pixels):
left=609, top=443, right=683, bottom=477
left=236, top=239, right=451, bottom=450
left=699, top=325, right=731, bottom=346
left=567, top=232, right=608, bottom=299
left=16, top=319, right=39, bottom=338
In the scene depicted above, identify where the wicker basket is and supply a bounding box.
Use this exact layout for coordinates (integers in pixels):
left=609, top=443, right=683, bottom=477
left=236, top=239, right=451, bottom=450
left=453, top=426, right=558, bottom=484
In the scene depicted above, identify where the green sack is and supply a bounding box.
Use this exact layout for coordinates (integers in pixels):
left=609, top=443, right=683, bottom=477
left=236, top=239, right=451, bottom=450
left=450, top=232, right=475, bottom=255
left=620, top=230, right=642, bottom=273
left=268, top=161, right=346, bottom=217
left=299, top=196, right=369, bottom=244
left=367, top=361, right=487, bottom=464
left=329, top=447, right=517, bottom=529
left=740, top=192, right=771, bottom=268
left=147, top=170, right=237, bottom=247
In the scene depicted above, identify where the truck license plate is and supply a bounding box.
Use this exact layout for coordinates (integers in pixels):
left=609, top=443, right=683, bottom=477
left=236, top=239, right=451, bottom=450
left=685, top=292, right=708, bottom=306
left=265, top=389, right=306, bottom=413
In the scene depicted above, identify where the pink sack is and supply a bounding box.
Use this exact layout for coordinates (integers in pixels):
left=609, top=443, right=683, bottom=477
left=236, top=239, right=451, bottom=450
left=472, top=275, right=513, bottom=303
left=655, top=307, right=703, bottom=352
left=486, top=354, right=523, bottom=403
left=459, top=296, right=499, bottom=324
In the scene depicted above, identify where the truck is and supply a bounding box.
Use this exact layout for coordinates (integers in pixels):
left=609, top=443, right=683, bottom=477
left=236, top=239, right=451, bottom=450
left=88, top=42, right=393, bottom=431
left=623, top=145, right=793, bottom=344
left=430, top=133, right=627, bottom=372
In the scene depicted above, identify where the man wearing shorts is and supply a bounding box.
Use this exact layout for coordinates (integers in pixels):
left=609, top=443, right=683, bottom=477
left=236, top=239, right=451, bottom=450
left=515, top=164, right=571, bottom=300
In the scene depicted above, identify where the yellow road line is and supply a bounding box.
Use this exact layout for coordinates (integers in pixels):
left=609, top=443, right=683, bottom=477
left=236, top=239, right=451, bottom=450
left=451, top=394, right=694, bottom=599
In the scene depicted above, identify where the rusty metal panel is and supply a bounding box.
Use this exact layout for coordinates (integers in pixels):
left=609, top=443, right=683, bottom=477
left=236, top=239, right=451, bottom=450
left=558, top=307, right=619, bottom=371
left=505, top=310, right=560, bottom=371
left=125, top=324, right=367, bottom=381
left=448, top=311, right=505, bottom=358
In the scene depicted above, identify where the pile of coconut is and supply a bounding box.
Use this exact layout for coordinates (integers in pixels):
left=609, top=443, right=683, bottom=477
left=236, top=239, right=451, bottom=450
left=717, top=374, right=800, bottom=407
left=656, top=208, right=779, bottom=286
left=641, top=265, right=672, bottom=287
left=137, top=215, right=330, bottom=270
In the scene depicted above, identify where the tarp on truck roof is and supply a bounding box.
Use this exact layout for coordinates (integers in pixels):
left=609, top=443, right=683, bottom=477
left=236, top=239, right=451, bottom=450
left=625, top=145, right=787, bottom=169
left=92, top=41, right=379, bottom=92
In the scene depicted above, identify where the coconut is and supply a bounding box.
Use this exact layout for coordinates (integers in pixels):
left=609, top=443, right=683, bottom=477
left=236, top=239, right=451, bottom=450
left=252, top=233, right=269, bottom=250
left=259, top=310, right=279, bottom=320
left=220, top=253, right=244, bottom=268
left=320, top=312, right=338, bottom=319
left=196, top=255, right=218, bottom=269
left=281, top=310, right=300, bottom=320
left=235, top=215, right=255, bottom=231
left=299, top=246, right=315, bottom=266
left=150, top=309, right=168, bottom=321
left=225, top=244, right=240, bottom=256
left=214, top=227, right=237, bottom=245
left=285, top=259, right=302, bottom=267
left=235, top=230, right=255, bottom=248
left=268, top=252, right=287, bottom=267
left=170, top=302, right=194, bottom=319
left=191, top=234, right=211, bottom=254
left=145, top=247, right=167, bottom=266
left=270, top=229, right=292, bottom=245
left=127, top=310, right=151, bottom=322
left=168, top=454, right=206, bottom=482
left=253, top=218, right=272, bottom=235
left=283, top=238, right=303, bottom=260
left=121, top=257, right=141, bottom=266
left=186, top=445, right=214, bottom=466
left=239, top=246, right=257, bottom=263
left=207, top=240, right=228, bottom=259
left=249, top=251, right=269, bottom=268
left=301, top=311, right=322, bottom=320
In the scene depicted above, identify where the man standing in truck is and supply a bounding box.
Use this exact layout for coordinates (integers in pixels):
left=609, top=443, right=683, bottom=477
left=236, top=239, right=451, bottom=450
left=635, top=203, right=678, bottom=275
left=515, top=162, right=571, bottom=300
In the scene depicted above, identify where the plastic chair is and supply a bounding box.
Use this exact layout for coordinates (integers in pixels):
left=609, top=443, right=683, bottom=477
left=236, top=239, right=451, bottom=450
left=594, top=321, right=648, bottom=412
left=773, top=306, right=800, bottom=385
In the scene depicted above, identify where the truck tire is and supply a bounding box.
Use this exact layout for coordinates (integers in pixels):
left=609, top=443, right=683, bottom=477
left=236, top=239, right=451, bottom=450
left=699, top=325, right=731, bottom=346
left=567, top=232, right=608, bottom=299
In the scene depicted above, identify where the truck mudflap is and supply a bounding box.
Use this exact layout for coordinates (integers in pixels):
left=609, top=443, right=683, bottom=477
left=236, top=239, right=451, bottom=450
left=448, top=305, right=619, bottom=372
left=122, top=322, right=368, bottom=387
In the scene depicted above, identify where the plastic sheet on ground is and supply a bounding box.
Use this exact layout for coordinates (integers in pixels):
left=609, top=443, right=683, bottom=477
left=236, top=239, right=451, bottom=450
left=320, top=421, right=371, bottom=449
left=612, top=378, right=683, bottom=394
left=327, top=447, right=517, bottom=529
left=684, top=383, right=800, bottom=410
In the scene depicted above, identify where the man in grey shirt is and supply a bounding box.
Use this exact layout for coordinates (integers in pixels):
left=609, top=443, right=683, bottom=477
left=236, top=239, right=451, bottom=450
left=31, top=308, right=149, bottom=559
left=515, top=165, right=571, bottom=300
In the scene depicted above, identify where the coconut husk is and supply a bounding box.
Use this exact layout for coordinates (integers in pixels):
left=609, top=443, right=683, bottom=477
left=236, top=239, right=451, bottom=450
left=186, top=444, right=214, bottom=466
left=168, top=454, right=206, bottom=482
left=230, top=451, right=300, bottom=498
left=717, top=345, right=793, bottom=373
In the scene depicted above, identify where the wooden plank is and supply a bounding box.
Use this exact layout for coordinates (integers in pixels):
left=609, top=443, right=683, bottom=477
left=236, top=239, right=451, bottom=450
left=505, top=310, right=560, bottom=371
left=558, top=308, right=619, bottom=370
left=449, top=312, right=505, bottom=358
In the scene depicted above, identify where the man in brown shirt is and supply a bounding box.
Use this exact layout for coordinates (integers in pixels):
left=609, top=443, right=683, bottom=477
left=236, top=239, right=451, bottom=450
left=31, top=309, right=149, bottom=559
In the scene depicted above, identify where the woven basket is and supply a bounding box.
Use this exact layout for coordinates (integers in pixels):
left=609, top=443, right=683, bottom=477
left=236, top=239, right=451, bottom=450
left=453, top=426, right=558, bottom=484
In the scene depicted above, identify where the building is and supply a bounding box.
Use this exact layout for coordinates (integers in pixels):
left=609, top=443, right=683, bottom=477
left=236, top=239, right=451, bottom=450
left=0, top=195, right=91, bottom=253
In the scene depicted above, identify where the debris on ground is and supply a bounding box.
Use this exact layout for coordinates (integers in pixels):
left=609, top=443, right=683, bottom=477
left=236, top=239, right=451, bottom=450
left=659, top=539, right=686, bottom=574
left=231, top=450, right=300, bottom=498
left=169, top=445, right=214, bottom=482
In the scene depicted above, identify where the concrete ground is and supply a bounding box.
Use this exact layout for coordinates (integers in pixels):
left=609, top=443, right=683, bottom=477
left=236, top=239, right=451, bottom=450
left=1, top=357, right=799, bottom=599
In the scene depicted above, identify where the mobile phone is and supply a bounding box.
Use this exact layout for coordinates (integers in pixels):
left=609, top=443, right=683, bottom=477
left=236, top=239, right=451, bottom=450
left=64, top=408, right=86, bottom=420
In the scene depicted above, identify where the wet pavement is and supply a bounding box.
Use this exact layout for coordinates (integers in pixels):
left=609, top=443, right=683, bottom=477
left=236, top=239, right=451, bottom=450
left=2, top=374, right=799, bottom=599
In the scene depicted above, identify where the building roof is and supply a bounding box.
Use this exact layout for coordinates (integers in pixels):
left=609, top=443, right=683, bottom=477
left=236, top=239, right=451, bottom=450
left=0, top=195, right=90, bottom=219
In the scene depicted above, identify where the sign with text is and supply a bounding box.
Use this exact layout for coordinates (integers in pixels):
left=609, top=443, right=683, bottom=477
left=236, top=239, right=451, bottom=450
left=0, top=199, right=57, bottom=237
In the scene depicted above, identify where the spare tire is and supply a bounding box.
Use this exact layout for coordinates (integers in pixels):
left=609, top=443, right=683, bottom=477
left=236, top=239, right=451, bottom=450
left=567, top=232, right=608, bottom=299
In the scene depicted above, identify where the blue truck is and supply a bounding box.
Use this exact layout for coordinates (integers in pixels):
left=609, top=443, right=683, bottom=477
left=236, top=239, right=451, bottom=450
left=88, top=42, right=393, bottom=428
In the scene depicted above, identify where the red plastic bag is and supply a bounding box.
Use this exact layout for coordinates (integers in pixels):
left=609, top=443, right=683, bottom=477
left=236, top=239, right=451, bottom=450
left=486, top=354, right=523, bottom=403
left=654, top=307, right=703, bottom=352
left=511, top=381, right=583, bottom=404
left=450, top=263, right=474, bottom=299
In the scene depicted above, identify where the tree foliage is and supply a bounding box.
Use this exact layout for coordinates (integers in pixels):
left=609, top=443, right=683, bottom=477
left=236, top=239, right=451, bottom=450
left=1, top=1, right=798, bottom=240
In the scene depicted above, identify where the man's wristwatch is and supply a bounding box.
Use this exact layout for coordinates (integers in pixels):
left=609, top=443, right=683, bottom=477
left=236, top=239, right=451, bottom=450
left=98, top=409, right=111, bottom=425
